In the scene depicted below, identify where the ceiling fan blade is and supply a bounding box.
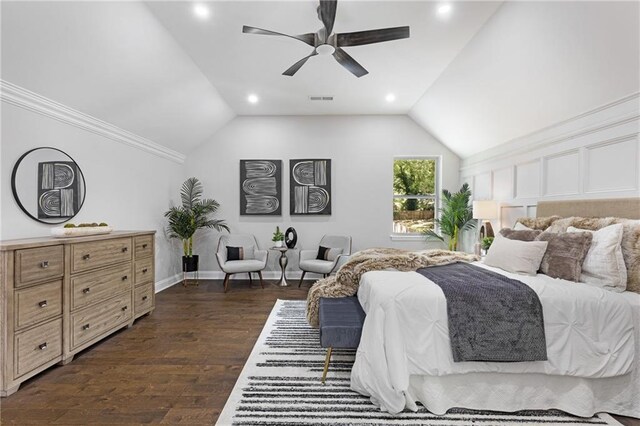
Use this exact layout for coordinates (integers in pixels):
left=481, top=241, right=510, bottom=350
left=333, top=47, right=368, bottom=78
left=318, top=0, right=337, bottom=41
left=337, top=26, right=410, bottom=47
left=283, top=51, right=318, bottom=76
left=242, top=25, right=316, bottom=47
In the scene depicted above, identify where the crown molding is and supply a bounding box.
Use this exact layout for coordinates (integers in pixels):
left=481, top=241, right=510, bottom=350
left=0, top=80, right=186, bottom=164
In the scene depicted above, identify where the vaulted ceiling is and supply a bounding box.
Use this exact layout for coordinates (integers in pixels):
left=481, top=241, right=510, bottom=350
left=145, top=1, right=501, bottom=115
left=2, top=1, right=638, bottom=158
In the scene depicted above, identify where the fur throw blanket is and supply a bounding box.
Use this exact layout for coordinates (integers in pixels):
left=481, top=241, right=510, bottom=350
left=306, top=248, right=479, bottom=328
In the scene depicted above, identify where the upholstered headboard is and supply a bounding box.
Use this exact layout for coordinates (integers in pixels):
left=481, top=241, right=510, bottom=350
left=537, top=198, right=640, bottom=220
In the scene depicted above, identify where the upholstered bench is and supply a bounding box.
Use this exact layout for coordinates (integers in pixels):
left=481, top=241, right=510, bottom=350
left=318, top=296, right=366, bottom=383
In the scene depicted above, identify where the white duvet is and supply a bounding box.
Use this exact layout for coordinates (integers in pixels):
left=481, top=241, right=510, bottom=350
left=350, top=262, right=636, bottom=414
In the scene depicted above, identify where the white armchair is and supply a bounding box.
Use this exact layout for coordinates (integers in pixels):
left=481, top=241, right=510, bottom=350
left=298, top=235, right=352, bottom=287
left=215, top=234, right=268, bottom=292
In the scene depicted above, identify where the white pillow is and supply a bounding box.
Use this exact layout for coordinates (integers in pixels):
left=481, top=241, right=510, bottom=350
left=567, top=224, right=627, bottom=292
left=514, top=222, right=533, bottom=231
left=483, top=233, right=548, bottom=275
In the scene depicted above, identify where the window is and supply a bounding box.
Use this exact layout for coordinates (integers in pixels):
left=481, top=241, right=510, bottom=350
left=393, top=157, right=439, bottom=235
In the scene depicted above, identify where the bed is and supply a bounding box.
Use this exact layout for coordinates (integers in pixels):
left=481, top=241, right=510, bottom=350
left=349, top=198, right=640, bottom=418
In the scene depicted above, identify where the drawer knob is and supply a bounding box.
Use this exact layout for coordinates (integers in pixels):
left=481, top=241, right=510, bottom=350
left=82, top=324, right=90, bottom=331
left=82, top=254, right=91, bottom=260
left=38, top=342, right=48, bottom=350
left=122, top=306, right=128, bottom=311
left=82, top=287, right=91, bottom=294
left=122, top=247, right=128, bottom=253
left=142, top=244, right=148, bottom=249
left=142, top=268, right=148, bottom=273
left=38, top=300, right=48, bottom=308
left=122, top=275, right=128, bottom=281
left=40, top=260, right=49, bottom=268
left=142, top=296, right=148, bottom=301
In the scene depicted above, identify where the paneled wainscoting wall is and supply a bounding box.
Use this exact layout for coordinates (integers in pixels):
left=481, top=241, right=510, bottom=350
left=460, top=92, right=640, bottom=228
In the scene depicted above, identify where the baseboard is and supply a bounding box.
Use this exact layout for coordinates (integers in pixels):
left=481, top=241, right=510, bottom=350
left=155, top=273, right=182, bottom=293
left=195, top=270, right=326, bottom=280
left=154, top=270, right=327, bottom=292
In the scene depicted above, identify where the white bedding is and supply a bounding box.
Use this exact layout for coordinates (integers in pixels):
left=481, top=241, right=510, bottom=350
left=350, top=262, right=637, bottom=415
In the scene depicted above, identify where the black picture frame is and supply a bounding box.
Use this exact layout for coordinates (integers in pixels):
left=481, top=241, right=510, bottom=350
left=11, top=147, right=87, bottom=225
left=240, top=159, right=282, bottom=216
left=289, top=159, right=331, bottom=215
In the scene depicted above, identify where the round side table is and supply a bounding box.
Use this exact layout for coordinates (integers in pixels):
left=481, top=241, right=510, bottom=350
left=270, top=246, right=289, bottom=287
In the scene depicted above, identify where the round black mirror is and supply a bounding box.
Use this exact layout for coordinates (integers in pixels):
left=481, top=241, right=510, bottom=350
left=11, top=147, right=86, bottom=224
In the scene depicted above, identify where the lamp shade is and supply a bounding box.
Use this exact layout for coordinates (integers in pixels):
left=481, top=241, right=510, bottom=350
left=472, top=200, right=499, bottom=219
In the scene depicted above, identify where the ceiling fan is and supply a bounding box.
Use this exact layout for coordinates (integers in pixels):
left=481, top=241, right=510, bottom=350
left=242, top=0, right=410, bottom=78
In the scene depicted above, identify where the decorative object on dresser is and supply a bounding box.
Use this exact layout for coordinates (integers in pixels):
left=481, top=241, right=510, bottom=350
left=11, top=147, right=86, bottom=225
left=424, top=183, right=475, bottom=251
left=239, top=159, right=282, bottom=215
left=0, top=231, right=155, bottom=397
left=51, top=222, right=113, bottom=237
left=165, top=177, right=229, bottom=284
left=290, top=159, right=331, bottom=215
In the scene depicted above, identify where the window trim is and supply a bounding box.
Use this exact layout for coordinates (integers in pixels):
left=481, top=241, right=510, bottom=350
left=390, top=155, right=442, bottom=240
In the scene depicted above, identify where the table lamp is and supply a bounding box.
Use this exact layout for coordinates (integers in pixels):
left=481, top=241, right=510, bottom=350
left=472, top=200, right=499, bottom=255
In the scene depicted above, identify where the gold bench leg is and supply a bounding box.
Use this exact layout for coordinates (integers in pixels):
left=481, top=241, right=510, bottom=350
left=321, top=347, right=333, bottom=384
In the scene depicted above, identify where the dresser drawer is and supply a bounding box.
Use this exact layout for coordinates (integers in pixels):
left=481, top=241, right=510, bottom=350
left=71, top=263, right=133, bottom=310
left=71, top=238, right=132, bottom=273
left=14, top=318, right=62, bottom=378
left=15, top=245, right=64, bottom=287
left=134, top=258, right=153, bottom=285
left=15, top=280, right=63, bottom=330
left=134, top=235, right=153, bottom=259
left=134, top=283, right=154, bottom=316
left=70, top=293, right=132, bottom=350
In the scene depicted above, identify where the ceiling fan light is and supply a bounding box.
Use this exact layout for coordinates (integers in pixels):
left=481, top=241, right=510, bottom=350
left=315, top=44, right=336, bottom=56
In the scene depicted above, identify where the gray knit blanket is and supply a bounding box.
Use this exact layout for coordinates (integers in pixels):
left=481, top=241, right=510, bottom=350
left=417, top=262, right=547, bottom=362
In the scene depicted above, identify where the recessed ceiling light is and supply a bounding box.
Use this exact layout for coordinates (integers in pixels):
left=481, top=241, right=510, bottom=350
left=247, top=94, right=259, bottom=104
left=192, top=3, right=211, bottom=20
left=437, top=4, right=452, bottom=16
left=385, top=93, right=396, bottom=103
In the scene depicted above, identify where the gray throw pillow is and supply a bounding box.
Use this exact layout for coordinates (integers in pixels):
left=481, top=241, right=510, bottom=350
left=535, top=232, right=593, bottom=282
left=500, top=228, right=542, bottom=242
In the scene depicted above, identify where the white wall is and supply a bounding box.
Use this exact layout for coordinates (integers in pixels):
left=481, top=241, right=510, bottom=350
left=460, top=93, right=640, bottom=231
left=1, top=102, right=185, bottom=290
left=185, top=115, right=460, bottom=277
left=411, top=1, right=640, bottom=158
left=1, top=1, right=234, bottom=154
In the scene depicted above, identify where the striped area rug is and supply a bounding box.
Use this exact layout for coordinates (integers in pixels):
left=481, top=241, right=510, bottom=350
left=217, top=300, right=620, bottom=426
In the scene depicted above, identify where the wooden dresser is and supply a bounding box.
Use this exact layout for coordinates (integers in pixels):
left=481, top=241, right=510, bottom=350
left=0, top=231, right=155, bottom=396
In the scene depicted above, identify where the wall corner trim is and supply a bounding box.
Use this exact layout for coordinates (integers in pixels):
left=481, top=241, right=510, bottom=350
left=0, top=80, right=186, bottom=164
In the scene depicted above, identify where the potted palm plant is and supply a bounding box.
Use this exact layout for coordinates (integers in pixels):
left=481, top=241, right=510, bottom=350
left=165, top=177, right=229, bottom=272
left=424, top=183, right=475, bottom=251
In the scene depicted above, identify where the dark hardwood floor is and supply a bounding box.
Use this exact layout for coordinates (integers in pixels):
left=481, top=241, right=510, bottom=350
left=1, top=278, right=637, bottom=425
left=0, top=279, right=309, bottom=425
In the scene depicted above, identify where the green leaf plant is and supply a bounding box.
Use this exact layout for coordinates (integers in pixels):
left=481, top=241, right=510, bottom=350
left=164, top=177, right=229, bottom=257
left=423, top=183, right=476, bottom=251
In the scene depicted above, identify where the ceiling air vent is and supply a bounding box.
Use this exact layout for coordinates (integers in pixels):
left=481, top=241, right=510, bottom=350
left=309, top=96, right=334, bottom=101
